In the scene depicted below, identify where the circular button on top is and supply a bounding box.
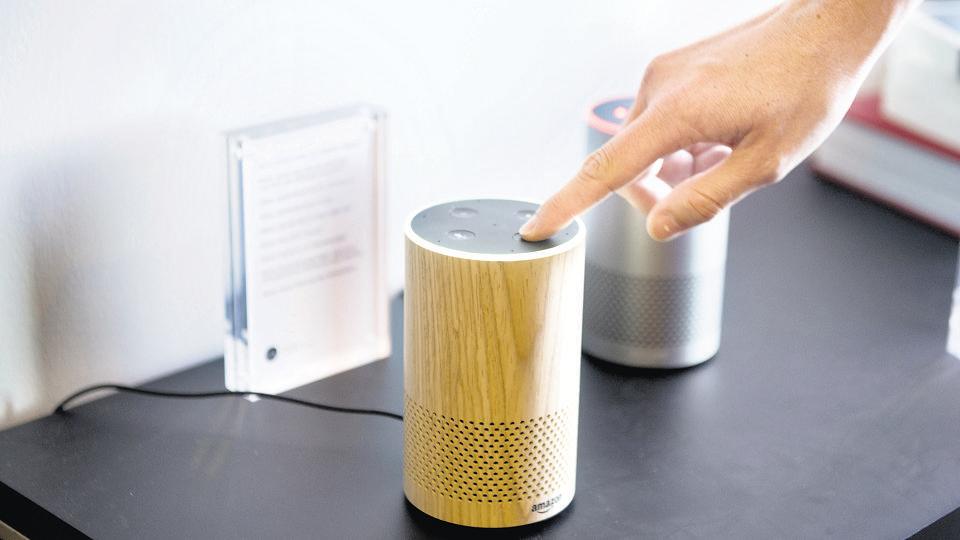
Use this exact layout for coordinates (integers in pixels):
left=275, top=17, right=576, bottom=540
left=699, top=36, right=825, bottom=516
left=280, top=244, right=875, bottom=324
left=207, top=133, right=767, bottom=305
left=448, top=229, right=476, bottom=240
left=450, top=207, right=478, bottom=218
left=410, top=199, right=579, bottom=255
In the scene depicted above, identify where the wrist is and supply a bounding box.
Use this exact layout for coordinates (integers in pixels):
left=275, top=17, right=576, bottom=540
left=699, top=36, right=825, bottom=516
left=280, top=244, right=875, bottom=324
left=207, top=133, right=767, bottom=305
left=780, top=0, right=920, bottom=76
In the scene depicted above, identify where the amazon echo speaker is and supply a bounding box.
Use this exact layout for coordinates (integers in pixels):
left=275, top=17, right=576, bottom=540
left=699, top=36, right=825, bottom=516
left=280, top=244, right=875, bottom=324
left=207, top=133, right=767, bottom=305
left=403, top=199, right=585, bottom=527
left=583, top=98, right=729, bottom=368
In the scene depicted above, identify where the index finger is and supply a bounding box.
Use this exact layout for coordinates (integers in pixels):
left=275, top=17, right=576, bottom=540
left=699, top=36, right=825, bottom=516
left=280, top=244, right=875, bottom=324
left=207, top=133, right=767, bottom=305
left=519, top=109, right=680, bottom=241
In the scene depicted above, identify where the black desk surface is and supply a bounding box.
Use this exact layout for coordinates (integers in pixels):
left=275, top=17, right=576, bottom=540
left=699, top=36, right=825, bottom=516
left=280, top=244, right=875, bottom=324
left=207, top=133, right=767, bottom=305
left=2, top=167, right=959, bottom=539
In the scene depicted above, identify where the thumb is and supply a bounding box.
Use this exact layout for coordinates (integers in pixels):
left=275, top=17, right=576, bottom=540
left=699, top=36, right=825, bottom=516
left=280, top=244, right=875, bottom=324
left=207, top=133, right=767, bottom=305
left=646, top=148, right=775, bottom=241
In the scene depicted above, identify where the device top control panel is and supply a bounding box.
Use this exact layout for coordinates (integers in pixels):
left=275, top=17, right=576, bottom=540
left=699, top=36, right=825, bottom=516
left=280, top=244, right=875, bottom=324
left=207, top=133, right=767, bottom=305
left=409, top=199, right=580, bottom=256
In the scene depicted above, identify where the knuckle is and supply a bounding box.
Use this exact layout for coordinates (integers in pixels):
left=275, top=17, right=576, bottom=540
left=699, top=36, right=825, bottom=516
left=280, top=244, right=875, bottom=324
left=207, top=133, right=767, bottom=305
left=685, top=185, right=726, bottom=222
left=752, top=155, right=785, bottom=186
left=642, top=55, right=670, bottom=85
left=737, top=142, right=785, bottom=188
left=579, top=147, right=614, bottom=187
left=632, top=90, right=646, bottom=112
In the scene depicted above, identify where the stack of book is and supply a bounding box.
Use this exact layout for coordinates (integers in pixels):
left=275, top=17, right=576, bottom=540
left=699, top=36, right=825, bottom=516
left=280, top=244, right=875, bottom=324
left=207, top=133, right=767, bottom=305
left=810, top=94, right=960, bottom=236
left=811, top=2, right=959, bottom=237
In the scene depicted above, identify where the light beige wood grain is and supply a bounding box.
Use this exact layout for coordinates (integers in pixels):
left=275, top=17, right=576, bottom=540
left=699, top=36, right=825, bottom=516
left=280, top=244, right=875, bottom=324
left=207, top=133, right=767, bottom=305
left=0, top=519, right=29, bottom=540
left=403, top=232, right=585, bottom=528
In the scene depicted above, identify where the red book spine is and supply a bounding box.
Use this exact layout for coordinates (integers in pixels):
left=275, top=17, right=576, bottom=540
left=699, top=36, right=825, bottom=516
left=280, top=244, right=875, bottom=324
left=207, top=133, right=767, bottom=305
left=845, top=94, right=960, bottom=162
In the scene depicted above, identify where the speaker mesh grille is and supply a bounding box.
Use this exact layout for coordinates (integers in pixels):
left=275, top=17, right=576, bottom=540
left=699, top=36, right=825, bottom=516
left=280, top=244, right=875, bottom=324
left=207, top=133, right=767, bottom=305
left=584, top=262, right=723, bottom=347
left=404, top=397, right=573, bottom=504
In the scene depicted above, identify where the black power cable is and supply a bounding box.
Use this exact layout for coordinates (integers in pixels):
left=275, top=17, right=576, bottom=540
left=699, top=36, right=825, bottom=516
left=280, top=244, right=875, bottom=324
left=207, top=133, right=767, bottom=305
left=53, top=384, right=403, bottom=421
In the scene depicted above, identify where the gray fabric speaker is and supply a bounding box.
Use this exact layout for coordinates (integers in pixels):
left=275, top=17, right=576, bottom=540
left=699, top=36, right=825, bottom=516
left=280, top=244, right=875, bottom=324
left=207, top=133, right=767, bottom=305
left=582, top=98, right=729, bottom=368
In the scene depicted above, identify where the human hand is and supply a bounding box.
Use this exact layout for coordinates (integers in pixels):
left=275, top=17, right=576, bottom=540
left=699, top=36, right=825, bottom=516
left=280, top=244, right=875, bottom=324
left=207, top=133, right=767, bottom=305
left=520, top=0, right=920, bottom=242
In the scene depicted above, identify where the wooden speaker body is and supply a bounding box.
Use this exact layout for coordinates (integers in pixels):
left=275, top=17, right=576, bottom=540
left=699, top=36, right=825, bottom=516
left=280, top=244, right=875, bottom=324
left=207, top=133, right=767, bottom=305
left=403, top=200, right=585, bottom=527
left=403, top=199, right=585, bottom=528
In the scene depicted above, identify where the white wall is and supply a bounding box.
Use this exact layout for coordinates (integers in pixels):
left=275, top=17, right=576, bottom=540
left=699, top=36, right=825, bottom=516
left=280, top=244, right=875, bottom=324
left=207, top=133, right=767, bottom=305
left=0, top=0, right=776, bottom=428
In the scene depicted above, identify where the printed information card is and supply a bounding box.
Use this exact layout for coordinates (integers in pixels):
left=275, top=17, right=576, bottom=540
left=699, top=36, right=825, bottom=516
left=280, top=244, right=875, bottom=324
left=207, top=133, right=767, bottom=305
left=225, top=106, right=389, bottom=393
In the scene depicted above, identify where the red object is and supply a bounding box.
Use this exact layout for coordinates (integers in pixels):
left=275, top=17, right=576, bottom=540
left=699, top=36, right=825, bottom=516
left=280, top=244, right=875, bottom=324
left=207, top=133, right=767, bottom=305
left=586, top=96, right=632, bottom=136
left=811, top=93, right=960, bottom=237
left=845, top=94, right=960, bottom=162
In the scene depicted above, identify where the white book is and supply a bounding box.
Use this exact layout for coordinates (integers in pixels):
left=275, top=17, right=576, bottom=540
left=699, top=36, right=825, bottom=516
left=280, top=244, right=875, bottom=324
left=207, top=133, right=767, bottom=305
left=950, top=253, right=960, bottom=359
left=882, top=1, right=960, bottom=150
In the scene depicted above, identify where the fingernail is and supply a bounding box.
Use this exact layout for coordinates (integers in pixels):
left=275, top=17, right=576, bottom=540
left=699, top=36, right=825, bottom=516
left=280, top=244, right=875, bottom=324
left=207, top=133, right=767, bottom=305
left=648, top=213, right=680, bottom=241
left=518, top=215, right=540, bottom=238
